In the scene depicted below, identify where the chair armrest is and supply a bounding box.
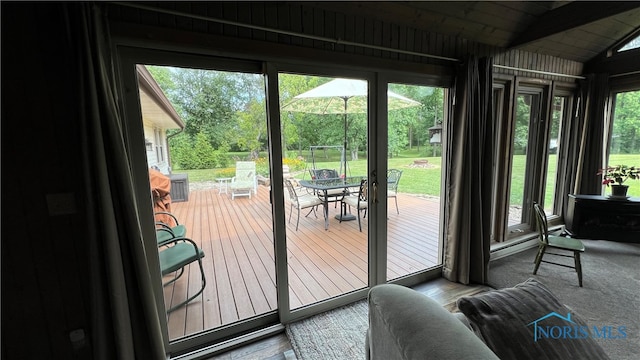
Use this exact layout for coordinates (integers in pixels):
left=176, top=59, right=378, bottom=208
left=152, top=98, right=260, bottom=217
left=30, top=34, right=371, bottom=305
left=160, top=236, right=196, bottom=247
left=155, top=211, right=180, bottom=225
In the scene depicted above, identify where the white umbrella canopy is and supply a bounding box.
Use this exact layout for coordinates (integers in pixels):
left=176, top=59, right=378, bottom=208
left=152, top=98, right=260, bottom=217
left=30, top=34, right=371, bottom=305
left=282, top=78, right=422, bottom=173
left=282, top=78, right=422, bottom=177
left=281, top=78, right=421, bottom=114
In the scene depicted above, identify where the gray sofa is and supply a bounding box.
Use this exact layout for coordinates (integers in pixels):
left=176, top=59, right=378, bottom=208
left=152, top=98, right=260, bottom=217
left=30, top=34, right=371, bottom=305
left=366, top=280, right=611, bottom=360
left=366, top=283, right=499, bottom=360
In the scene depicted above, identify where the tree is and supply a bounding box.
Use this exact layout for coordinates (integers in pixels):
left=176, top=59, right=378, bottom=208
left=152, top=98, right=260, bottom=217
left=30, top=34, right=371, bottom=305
left=514, top=95, right=532, bottom=155
left=612, top=90, right=640, bottom=154
left=278, top=74, right=327, bottom=156
left=236, top=99, right=267, bottom=159
left=167, top=68, right=237, bottom=149
left=388, top=84, right=442, bottom=155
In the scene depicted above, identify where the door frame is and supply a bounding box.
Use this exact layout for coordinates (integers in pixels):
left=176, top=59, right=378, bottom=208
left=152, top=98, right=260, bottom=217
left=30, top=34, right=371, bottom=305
left=115, top=43, right=452, bottom=356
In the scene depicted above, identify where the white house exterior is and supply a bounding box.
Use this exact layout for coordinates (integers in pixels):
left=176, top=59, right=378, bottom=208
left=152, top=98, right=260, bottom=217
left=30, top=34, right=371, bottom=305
left=137, top=65, right=184, bottom=174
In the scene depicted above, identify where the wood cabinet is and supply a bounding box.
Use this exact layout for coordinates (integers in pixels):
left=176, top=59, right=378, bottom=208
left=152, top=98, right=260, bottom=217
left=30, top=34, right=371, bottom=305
left=566, top=194, right=640, bottom=243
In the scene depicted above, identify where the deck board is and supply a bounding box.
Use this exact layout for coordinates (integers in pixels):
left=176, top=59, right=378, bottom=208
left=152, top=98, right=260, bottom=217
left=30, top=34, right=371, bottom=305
left=162, top=183, right=442, bottom=339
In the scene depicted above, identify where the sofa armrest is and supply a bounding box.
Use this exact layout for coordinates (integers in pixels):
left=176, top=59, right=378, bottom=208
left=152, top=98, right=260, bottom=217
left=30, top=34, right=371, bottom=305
left=366, top=284, right=498, bottom=360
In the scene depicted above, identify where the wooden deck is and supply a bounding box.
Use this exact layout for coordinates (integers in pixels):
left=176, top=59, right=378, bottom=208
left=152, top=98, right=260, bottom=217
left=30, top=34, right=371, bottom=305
left=163, top=183, right=442, bottom=340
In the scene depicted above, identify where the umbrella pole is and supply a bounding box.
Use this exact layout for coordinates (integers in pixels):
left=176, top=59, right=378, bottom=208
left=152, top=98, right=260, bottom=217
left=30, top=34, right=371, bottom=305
left=336, top=97, right=356, bottom=222
left=342, top=97, right=348, bottom=177
left=343, top=113, right=347, bottom=176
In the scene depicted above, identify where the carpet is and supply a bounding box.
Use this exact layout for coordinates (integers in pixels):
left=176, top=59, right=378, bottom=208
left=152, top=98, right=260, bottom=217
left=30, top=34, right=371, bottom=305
left=488, top=239, right=640, bottom=360
left=285, top=293, right=470, bottom=360
left=285, top=300, right=369, bottom=360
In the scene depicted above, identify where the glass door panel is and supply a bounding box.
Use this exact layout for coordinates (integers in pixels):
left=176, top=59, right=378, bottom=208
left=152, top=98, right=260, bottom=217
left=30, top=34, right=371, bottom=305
left=279, top=73, right=368, bottom=310
left=386, top=83, right=444, bottom=281
left=139, top=64, right=277, bottom=341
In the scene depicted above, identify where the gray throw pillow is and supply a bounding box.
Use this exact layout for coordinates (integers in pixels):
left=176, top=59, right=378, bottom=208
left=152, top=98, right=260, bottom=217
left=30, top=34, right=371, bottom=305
left=456, top=278, right=610, bottom=360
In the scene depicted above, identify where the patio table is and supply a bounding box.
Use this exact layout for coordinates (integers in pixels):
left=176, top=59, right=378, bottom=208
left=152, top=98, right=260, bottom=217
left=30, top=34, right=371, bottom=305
left=299, top=176, right=365, bottom=230
left=216, top=177, right=232, bottom=195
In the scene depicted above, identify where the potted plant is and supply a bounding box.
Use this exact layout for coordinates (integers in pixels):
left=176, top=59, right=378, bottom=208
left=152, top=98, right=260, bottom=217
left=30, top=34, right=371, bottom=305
left=597, top=165, right=639, bottom=197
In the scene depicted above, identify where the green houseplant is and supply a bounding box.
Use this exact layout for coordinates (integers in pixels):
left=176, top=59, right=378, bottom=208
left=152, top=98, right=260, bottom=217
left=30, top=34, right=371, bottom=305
left=597, top=165, right=639, bottom=197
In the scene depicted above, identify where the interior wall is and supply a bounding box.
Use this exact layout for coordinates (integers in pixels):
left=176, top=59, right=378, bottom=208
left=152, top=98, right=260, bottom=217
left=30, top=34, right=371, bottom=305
left=1, top=2, right=606, bottom=360
left=2, top=4, right=91, bottom=360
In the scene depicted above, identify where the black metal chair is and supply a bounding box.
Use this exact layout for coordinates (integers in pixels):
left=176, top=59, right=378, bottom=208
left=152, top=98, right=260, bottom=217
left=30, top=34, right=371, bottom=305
left=309, top=168, right=339, bottom=180
left=532, top=202, right=585, bottom=287
left=387, top=169, right=403, bottom=214
left=309, top=168, right=346, bottom=207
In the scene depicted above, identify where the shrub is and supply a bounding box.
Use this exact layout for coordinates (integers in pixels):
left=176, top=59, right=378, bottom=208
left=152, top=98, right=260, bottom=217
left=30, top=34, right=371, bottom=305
left=283, top=157, right=306, bottom=171
left=170, top=132, right=231, bottom=170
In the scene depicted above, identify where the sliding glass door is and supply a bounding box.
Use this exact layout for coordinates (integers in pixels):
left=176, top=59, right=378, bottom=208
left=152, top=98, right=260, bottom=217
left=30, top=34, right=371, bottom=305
left=119, top=49, right=282, bottom=354
left=278, top=72, right=370, bottom=313
left=385, top=82, right=445, bottom=281
left=119, top=48, right=448, bottom=356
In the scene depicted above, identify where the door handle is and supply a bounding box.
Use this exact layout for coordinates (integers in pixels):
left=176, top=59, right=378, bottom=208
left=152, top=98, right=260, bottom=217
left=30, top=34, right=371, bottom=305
left=371, top=181, right=379, bottom=203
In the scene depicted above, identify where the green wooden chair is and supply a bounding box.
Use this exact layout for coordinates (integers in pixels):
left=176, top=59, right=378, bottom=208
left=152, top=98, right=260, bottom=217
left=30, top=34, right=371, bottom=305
left=532, top=202, right=585, bottom=287
left=159, top=237, right=206, bottom=312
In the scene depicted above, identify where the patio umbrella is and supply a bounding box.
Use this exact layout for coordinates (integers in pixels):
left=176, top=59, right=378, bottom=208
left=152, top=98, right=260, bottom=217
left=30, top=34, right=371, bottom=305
left=281, top=78, right=421, bottom=174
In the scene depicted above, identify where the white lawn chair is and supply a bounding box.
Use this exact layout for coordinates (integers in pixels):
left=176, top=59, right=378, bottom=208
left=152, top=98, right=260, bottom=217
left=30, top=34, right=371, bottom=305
left=230, top=161, right=257, bottom=200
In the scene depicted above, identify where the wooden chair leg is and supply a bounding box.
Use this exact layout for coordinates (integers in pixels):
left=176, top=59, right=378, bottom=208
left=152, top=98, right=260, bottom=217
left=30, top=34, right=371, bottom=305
left=533, top=245, right=546, bottom=274
left=357, top=209, right=362, bottom=232
left=575, top=251, right=583, bottom=287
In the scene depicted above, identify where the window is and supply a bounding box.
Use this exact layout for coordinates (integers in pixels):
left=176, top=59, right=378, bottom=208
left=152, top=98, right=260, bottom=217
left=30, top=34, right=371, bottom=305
left=617, top=33, right=640, bottom=53
left=494, top=81, right=574, bottom=242
left=154, top=128, right=164, bottom=163
left=543, top=95, right=567, bottom=214
left=507, top=90, right=544, bottom=229
left=607, top=89, right=640, bottom=198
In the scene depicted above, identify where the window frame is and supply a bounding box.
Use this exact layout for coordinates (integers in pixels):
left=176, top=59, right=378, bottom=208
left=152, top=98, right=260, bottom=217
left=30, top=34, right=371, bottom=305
left=492, top=77, right=576, bottom=243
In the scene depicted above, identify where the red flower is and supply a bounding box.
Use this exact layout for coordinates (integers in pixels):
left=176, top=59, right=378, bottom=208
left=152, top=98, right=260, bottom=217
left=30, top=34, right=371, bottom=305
left=602, top=179, right=614, bottom=186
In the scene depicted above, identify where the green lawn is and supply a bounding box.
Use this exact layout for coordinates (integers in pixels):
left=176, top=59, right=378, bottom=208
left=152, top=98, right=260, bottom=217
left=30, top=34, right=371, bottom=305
left=175, top=152, right=640, bottom=199
left=604, top=154, right=640, bottom=197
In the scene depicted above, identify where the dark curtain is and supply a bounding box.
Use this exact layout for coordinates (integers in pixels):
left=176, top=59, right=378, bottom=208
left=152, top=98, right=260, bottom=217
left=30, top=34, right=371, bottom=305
left=69, top=3, right=166, bottom=359
left=442, top=56, right=494, bottom=285
left=572, top=74, right=610, bottom=196
left=559, top=74, right=610, bottom=219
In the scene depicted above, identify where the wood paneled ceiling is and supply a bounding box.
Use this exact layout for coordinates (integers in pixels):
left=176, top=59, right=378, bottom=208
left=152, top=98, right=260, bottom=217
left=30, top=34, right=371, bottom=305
left=304, top=1, right=640, bottom=63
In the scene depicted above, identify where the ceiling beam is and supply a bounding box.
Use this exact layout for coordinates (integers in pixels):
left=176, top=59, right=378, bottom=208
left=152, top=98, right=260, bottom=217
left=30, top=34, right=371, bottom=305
left=508, top=1, right=640, bottom=48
